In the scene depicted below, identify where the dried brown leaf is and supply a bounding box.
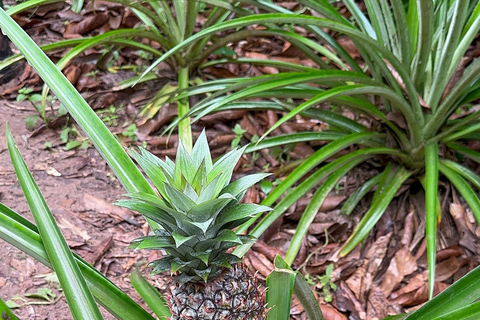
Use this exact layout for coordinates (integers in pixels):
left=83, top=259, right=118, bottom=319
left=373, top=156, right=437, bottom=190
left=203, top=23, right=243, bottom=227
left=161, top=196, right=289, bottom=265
left=435, top=256, right=464, bottom=282
left=64, top=13, right=109, bottom=37
left=390, top=273, right=425, bottom=300
left=337, top=281, right=366, bottom=319
left=319, top=304, right=348, bottom=320
left=245, top=251, right=272, bottom=278
left=379, top=246, right=417, bottom=296
left=366, top=286, right=389, bottom=320
left=83, top=193, right=138, bottom=225
left=346, top=233, right=392, bottom=302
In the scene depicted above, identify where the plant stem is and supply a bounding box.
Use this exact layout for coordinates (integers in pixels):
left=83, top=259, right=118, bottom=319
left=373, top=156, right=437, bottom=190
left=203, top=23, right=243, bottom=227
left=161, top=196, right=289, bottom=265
left=178, top=66, right=192, bottom=152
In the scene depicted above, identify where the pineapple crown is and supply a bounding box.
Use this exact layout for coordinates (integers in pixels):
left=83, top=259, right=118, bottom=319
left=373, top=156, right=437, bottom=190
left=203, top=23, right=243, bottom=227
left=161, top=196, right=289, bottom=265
left=116, top=131, right=271, bottom=283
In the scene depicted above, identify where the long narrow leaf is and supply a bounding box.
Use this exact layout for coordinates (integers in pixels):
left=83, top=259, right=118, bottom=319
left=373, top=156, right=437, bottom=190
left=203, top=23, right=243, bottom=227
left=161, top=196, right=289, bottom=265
left=6, top=0, right=64, bottom=15
left=266, top=258, right=296, bottom=320
left=440, top=159, right=480, bottom=189
left=6, top=126, right=103, bottom=320
left=426, top=1, right=468, bottom=110
left=430, top=300, right=480, bottom=320
left=340, top=164, right=411, bottom=256
left=391, top=0, right=411, bottom=64
left=341, top=173, right=383, bottom=215
left=40, top=28, right=164, bottom=107
left=139, top=13, right=421, bottom=119
left=424, top=143, right=439, bottom=300
left=261, top=85, right=418, bottom=143
left=364, top=0, right=387, bottom=47
left=273, top=255, right=324, bottom=320
left=294, top=271, right=325, bottom=320
left=0, top=296, right=19, bottom=320
left=343, top=0, right=376, bottom=36
left=245, top=132, right=345, bottom=153
left=285, top=160, right=359, bottom=265
left=406, top=263, right=480, bottom=319
left=411, top=0, right=433, bottom=88
left=439, top=162, right=480, bottom=224
left=261, top=132, right=383, bottom=209
left=439, top=112, right=480, bottom=142
left=190, top=71, right=377, bottom=125
left=0, top=38, right=162, bottom=73
left=447, top=142, right=480, bottom=164
left=130, top=269, right=171, bottom=319
left=425, top=59, right=480, bottom=136
left=234, top=147, right=405, bottom=257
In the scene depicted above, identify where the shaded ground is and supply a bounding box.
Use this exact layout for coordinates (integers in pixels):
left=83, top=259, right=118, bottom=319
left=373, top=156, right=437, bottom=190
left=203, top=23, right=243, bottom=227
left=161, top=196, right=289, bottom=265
left=0, top=105, right=163, bottom=319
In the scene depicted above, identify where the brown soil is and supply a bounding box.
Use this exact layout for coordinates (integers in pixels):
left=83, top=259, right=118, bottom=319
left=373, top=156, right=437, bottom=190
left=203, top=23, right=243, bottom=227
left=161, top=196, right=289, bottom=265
left=0, top=103, right=161, bottom=319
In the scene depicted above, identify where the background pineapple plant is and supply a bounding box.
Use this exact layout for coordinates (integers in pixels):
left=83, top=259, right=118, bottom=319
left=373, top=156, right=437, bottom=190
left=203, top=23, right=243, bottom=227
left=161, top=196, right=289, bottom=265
left=116, top=131, right=271, bottom=319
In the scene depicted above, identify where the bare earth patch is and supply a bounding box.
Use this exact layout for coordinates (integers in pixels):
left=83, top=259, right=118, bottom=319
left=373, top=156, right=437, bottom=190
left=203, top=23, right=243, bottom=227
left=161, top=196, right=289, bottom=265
left=0, top=103, right=164, bottom=319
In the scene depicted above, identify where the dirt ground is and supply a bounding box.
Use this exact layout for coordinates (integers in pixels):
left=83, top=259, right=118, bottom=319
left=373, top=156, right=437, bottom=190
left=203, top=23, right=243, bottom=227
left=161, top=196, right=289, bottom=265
left=0, top=103, right=162, bottom=319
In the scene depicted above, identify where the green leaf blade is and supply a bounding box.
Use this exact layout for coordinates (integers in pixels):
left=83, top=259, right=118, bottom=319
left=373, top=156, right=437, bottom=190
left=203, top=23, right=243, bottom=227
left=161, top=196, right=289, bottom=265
left=6, top=126, right=103, bottom=320
left=424, top=143, right=439, bottom=300
left=266, top=266, right=295, bottom=320
left=340, top=164, right=411, bottom=256
left=130, top=269, right=171, bottom=319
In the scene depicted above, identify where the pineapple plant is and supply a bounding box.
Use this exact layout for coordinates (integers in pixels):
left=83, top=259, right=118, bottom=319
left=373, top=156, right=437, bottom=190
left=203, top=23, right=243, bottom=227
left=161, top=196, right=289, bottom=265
left=116, top=131, right=271, bottom=319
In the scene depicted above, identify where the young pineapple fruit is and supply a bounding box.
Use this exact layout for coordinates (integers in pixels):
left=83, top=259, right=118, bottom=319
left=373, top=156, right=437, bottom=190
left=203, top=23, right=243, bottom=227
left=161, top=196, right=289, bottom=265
left=117, top=131, right=271, bottom=319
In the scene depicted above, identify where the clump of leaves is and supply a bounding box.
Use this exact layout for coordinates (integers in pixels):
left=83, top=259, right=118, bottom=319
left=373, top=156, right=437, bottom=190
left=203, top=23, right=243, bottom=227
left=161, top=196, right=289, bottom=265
left=230, top=123, right=247, bottom=148
left=97, top=105, right=121, bottom=127
left=152, top=0, right=480, bottom=300
left=121, top=124, right=139, bottom=142
left=305, top=264, right=337, bottom=303
left=60, top=126, right=89, bottom=150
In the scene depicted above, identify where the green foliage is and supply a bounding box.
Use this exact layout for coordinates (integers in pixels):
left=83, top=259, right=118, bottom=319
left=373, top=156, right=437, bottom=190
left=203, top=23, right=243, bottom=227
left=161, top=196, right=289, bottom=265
left=0, top=296, right=19, bottom=320
left=121, top=123, right=139, bottom=142
left=16, top=87, right=47, bottom=124
left=267, top=255, right=324, bottom=320
left=97, top=105, right=121, bottom=127
left=123, top=131, right=271, bottom=282
left=305, top=264, right=337, bottom=303
left=2, top=0, right=282, bottom=150
left=3, top=0, right=480, bottom=319
left=231, top=123, right=246, bottom=148
left=151, top=0, right=480, bottom=300
left=130, top=268, right=171, bottom=319
left=5, top=124, right=103, bottom=320
left=60, top=126, right=90, bottom=150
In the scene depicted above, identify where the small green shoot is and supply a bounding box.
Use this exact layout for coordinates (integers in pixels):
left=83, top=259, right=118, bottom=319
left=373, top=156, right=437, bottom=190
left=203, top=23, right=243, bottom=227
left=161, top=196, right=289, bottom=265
left=97, top=105, right=121, bottom=127
left=17, top=87, right=46, bottom=125
left=122, top=124, right=139, bottom=141
left=60, top=126, right=89, bottom=150
left=6, top=288, right=58, bottom=309
left=231, top=124, right=247, bottom=148
left=213, top=46, right=236, bottom=58
left=261, top=179, right=283, bottom=195
left=25, top=115, right=39, bottom=130
left=261, top=180, right=273, bottom=195
left=305, top=264, right=337, bottom=303
left=24, top=288, right=56, bottom=302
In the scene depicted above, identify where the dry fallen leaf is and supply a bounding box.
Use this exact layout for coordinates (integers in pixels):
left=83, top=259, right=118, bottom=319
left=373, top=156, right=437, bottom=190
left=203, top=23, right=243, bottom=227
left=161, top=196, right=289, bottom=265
left=345, top=232, right=392, bottom=302
left=366, top=287, right=389, bottom=320
left=46, top=167, right=62, bottom=177
left=320, top=303, right=348, bottom=320
left=83, top=193, right=138, bottom=225
left=380, top=246, right=417, bottom=296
